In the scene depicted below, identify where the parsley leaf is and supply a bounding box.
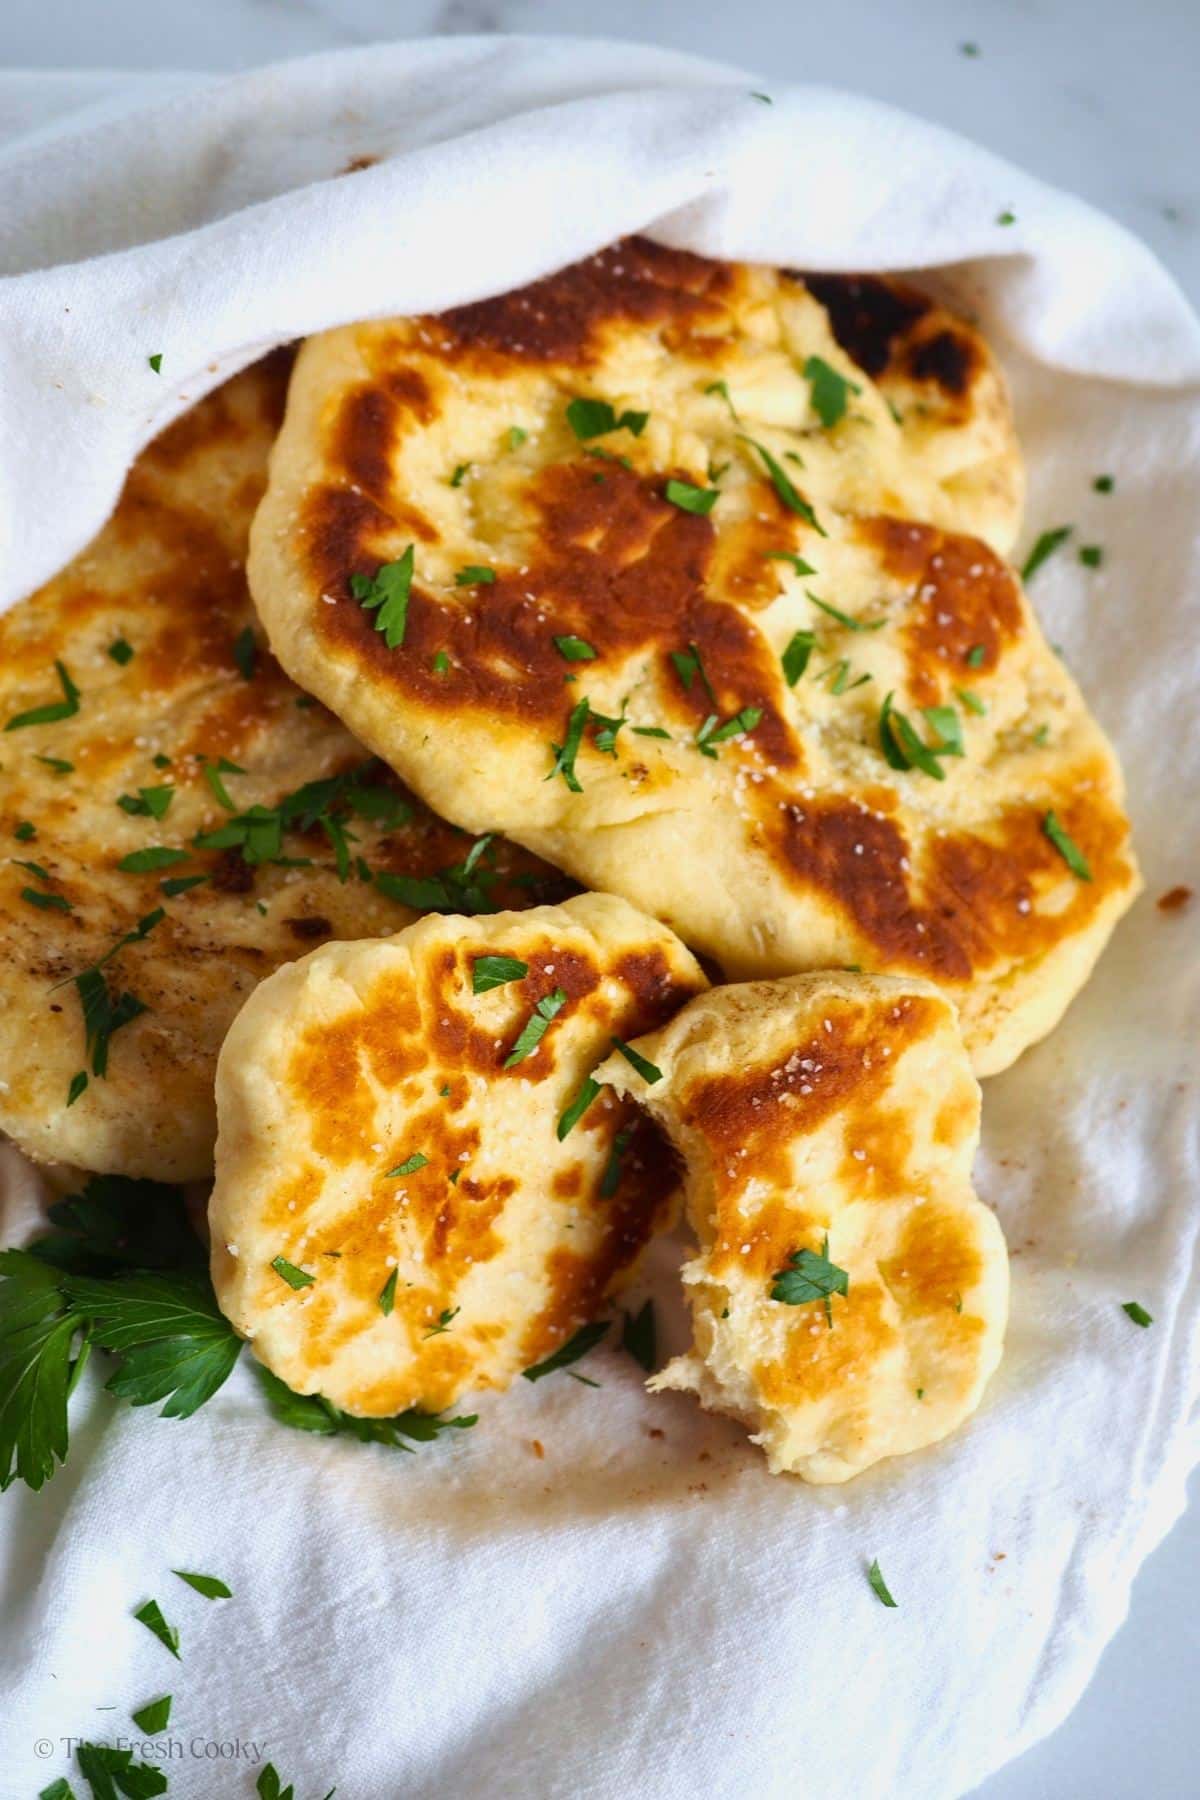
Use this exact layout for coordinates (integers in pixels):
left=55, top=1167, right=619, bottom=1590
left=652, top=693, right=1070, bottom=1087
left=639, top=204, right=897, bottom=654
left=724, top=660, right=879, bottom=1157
left=14, top=820, right=36, bottom=840
left=1042, top=810, right=1092, bottom=879
left=867, top=1559, right=898, bottom=1608
left=921, top=704, right=965, bottom=758
left=546, top=697, right=591, bottom=793
left=1021, top=526, right=1072, bottom=582
left=78, top=1740, right=169, bottom=1797
left=704, top=378, right=741, bottom=422
left=117, top=846, right=190, bottom=873
left=771, top=1235, right=849, bottom=1328
left=386, top=1154, right=429, bottom=1177
left=65, top=1271, right=243, bottom=1416
left=270, top=1256, right=314, bottom=1291
left=148, top=353, right=163, bottom=373
left=172, top=1568, right=232, bottom=1600
left=456, top=565, right=495, bottom=585
left=201, top=756, right=244, bottom=812
left=5, top=660, right=80, bottom=732
left=75, top=968, right=148, bottom=1076
left=376, top=832, right=501, bottom=914
left=472, top=954, right=528, bottom=993
left=0, top=1250, right=83, bottom=1491
left=670, top=641, right=718, bottom=705
left=108, top=637, right=135, bottom=666
left=506, top=426, right=527, bottom=450
left=737, top=435, right=826, bottom=534
left=117, top=785, right=174, bottom=820
left=554, top=635, right=597, bottom=662
left=600, top=1127, right=633, bottom=1199
left=67, top=1071, right=88, bottom=1107
left=504, top=987, right=568, bottom=1067
left=131, top=1694, right=173, bottom=1734
left=879, top=692, right=947, bottom=781
left=1093, top=474, right=1115, bottom=494
left=557, top=1075, right=600, bottom=1140
left=804, top=355, right=861, bottom=428
left=665, top=478, right=719, bottom=515
left=621, top=1300, right=657, bottom=1374
left=423, top=1305, right=459, bottom=1339
left=256, top=1364, right=475, bottom=1448
left=1122, top=1301, right=1153, bottom=1328
left=807, top=590, right=884, bottom=632
left=566, top=397, right=648, bottom=440
left=350, top=546, right=415, bottom=650
left=695, top=706, right=762, bottom=756
left=378, top=1270, right=399, bottom=1316
left=523, top=1319, right=610, bottom=1382
left=766, top=550, right=817, bottom=578
left=1079, top=544, right=1103, bottom=568
left=132, top=1597, right=180, bottom=1659
left=232, top=626, right=257, bottom=681
left=449, top=462, right=471, bottom=487
left=21, top=886, right=71, bottom=912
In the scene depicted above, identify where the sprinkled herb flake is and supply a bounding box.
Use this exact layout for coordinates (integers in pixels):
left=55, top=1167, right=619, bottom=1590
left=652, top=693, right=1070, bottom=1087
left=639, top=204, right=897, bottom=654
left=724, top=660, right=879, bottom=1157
left=449, top=462, right=471, bottom=487
left=108, top=637, right=135, bottom=666
left=566, top=397, right=648, bottom=441
left=423, top=1306, right=459, bottom=1339
left=5, top=660, right=80, bottom=732
left=472, top=954, right=528, bottom=994
left=782, top=629, right=816, bottom=687
left=432, top=651, right=450, bottom=674
left=379, top=1269, right=399, bottom=1316
left=867, top=1559, right=898, bottom=1607
left=665, top=478, right=719, bottom=515
left=35, top=754, right=73, bottom=774
left=737, top=434, right=826, bottom=534
left=201, top=757, right=244, bottom=812
left=133, top=1598, right=180, bottom=1658
left=670, top=642, right=718, bottom=705
left=21, top=886, right=71, bottom=912
left=695, top=707, right=762, bottom=757
left=966, top=643, right=986, bottom=668
left=14, top=821, right=36, bottom=840
left=118, top=785, right=175, bottom=820
left=117, top=846, right=190, bottom=874
left=523, top=1318, right=610, bottom=1382
left=506, top=426, right=527, bottom=451
left=271, top=1256, right=314, bottom=1291
left=1079, top=545, right=1104, bottom=568
left=161, top=873, right=208, bottom=897
left=66, top=1070, right=88, bottom=1107
left=554, top=634, right=597, bottom=662
left=1021, top=525, right=1072, bottom=582
left=350, top=546, right=415, bottom=650
left=132, top=1694, right=173, bottom=1735
left=996, top=209, right=1016, bottom=226
left=921, top=705, right=965, bottom=758
left=704, top=378, right=741, bottom=422
left=232, top=626, right=257, bottom=681
left=173, top=1568, right=232, bottom=1600
left=1122, top=1301, right=1153, bottom=1328
left=387, top=1153, right=429, bottom=1177
left=765, top=550, right=817, bottom=578
left=1042, top=811, right=1092, bottom=879
left=546, top=697, right=591, bottom=793
left=956, top=687, right=987, bottom=716
left=807, top=590, right=885, bottom=633
left=879, top=692, right=948, bottom=781
left=456, top=565, right=496, bottom=586
left=557, top=1075, right=600, bottom=1140
left=803, top=355, right=861, bottom=428
left=1093, top=474, right=1115, bottom=494
left=771, top=1235, right=849, bottom=1328
left=610, top=1037, right=663, bottom=1084
left=504, top=988, right=568, bottom=1068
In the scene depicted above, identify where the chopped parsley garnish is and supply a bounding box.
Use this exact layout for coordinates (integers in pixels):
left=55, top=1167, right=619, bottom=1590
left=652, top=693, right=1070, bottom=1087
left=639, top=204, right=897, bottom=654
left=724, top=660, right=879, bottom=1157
left=118, top=785, right=174, bottom=819
left=350, top=546, right=415, bottom=649
left=1079, top=545, right=1103, bottom=568
left=554, top=634, right=597, bottom=661
left=1122, top=1301, right=1153, bottom=1328
left=766, top=550, right=818, bottom=577
left=133, top=1597, right=180, bottom=1658
left=814, top=659, right=871, bottom=695
left=472, top=954, right=528, bottom=994
left=750, top=90, right=772, bottom=104
left=270, top=1255, right=314, bottom=1291
left=132, top=1694, right=173, bottom=1734
left=232, top=626, right=257, bottom=681
left=670, top=641, right=717, bottom=705
left=771, top=1235, right=849, bottom=1328
left=632, top=724, right=671, bottom=739
left=1031, top=723, right=1051, bottom=747
left=67, top=1071, right=88, bottom=1106
left=423, top=1306, right=459, bottom=1339
left=194, top=761, right=408, bottom=880
left=665, top=477, right=719, bottom=515
left=546, top=697, right=591, bottom=792
left=966, top=643, right=987, bottom=668
left=153, top=753, right=171, bottom=768
left=1021, top=525, right=1072, bottom=582
left=600, top=1127, right=632, bottom=1199
left=921, top=704, right=965, bottom=758
left=737, top=435, right=826, bottom=534
left=804, top=355, right=861, bottom=428
left=14, top=821, right=36, bottom=840
left=201, top=756, right=244, bottom=812
left=504, top=987, right=568, bottom=1067
left=704, top=378, right=741, bottom=422
left=523, top=1318, right=610, bottom=1382
left=695, top=706, right=762, bottom=756
left=807, top=589, right=885, bottom=632
left=173, top=1568, right=232, bottom=1600
left=879, top=692, right=948, bottom=780
left=378, top=1270, right=399, bottom=1315
left=257, top=1363, right=475, bottom=1449
left=622, top=1299, right=657, bottom=1373
left=387, top=1152, right=429, bottom=1177
left=867, top=1559, right=898, bottom=1607
left=21, top=886, right=71, bottom=912
left=960, top=39, right=980, bottom=56
left=376, top=831, right=501, bottom=914
left=5, top=660, right=80, bottom=732
left=996, top=209, right=1016, bottom=226
left=956, top=687, right=986, bottom=716
left=1093, top=474, right=1115, bottom=494
left=449, top=462, right=471, bottom=487
left=610, top=1037, right=662, bottom=1084
left=1042, top=810, right=1092, bottom=879
left=432, top=650, right=450, bottom=673
left=161, top=873, right=208, bottom=896
left=147, top=353, right=163, bottom=373
left=75, top=968, right=148, bottom=1076
left=557, top=1075, right=600, bottom=1140
left=591, top=698, right=628, bottom=757
left=108, top=637, right=134, bottom=666
left=456, top=564, right=496, bottom=585
left=506, top=426, right=527, bottom=450
left=14, top=857, right=50, bottom=880
left=35, top=754, right=73, bottom=774
left=117, top=846, right=190, bottom=873
left=566, top=397, right=648, bottom=440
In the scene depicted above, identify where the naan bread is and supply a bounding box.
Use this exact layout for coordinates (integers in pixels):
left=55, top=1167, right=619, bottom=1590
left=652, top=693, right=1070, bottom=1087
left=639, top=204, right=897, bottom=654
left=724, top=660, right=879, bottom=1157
left=595, top=973, right=1008, bottom=1483
left=209, top=894, right=706, bottom=1415
left=0, top=356, right=565, bottom=1182
left=249, top=238, right=1138, bottom=1074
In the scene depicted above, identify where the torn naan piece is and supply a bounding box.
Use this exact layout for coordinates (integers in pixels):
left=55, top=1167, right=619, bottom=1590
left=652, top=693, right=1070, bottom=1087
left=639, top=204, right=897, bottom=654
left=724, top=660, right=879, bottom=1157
left=0, top=354, right=565, bottom=1182
left=248, top=239, right=1138, bottom=1075
left=210, top=894, right=706, bottom=1416
left=595, top=972, right=1008, bottom=1483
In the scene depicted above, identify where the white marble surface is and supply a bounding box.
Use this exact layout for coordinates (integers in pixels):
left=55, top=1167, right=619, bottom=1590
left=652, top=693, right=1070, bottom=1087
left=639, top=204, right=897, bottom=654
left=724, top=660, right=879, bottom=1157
left=2, top=3, right=1197, bottom=1797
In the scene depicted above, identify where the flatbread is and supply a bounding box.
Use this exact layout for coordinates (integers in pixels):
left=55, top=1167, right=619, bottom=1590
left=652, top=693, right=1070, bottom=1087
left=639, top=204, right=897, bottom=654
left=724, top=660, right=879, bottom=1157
left=249, top=238, right=1139, bottom=1074
left=595, top=972, right=1008, bottom=1483
left=209, top=893, right=706, bottom=1415
left=0, top=356, right=565, bottom=1182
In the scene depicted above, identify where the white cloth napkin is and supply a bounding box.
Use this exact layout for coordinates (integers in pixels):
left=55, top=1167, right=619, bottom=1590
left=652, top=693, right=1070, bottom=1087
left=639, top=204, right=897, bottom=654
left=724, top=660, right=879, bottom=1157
left=1, top=37, right=1198, bottom=1800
